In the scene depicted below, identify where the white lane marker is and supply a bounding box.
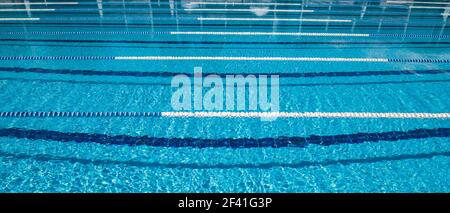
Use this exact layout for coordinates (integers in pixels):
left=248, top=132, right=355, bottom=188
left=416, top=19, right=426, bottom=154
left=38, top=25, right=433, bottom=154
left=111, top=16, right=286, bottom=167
left=0, top=2, right=78, bottom=5
left=410, top=6, right=450, bottom=9
left=170, top=31, right=369, bottom=37
left=0, top=18, right=40, bottom=21
left=197, top=17, right=352, bottom=23
left=161, top=112, right=450, bottom=119
left=388, top=1, right=450, bottom=5
left=114, top=56, right=388, bottom=62
left=0, top=9, right=55, bottom=12
left=189, top=1, right=449, bottom=7
left=188, top=2, right=304, bottom=6
left=185, top=8, right=314, bottom=13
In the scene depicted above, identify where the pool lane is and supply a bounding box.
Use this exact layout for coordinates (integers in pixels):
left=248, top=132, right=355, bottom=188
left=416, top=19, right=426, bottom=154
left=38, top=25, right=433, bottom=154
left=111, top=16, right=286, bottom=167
left=0, top=0, right=449, bottom=193
left=0, top=0, right=449, bottom=144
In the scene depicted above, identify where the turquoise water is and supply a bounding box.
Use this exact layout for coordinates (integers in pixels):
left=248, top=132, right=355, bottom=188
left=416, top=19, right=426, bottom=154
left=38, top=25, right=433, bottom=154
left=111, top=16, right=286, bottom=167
left=0, top=0, right=449, bottom=192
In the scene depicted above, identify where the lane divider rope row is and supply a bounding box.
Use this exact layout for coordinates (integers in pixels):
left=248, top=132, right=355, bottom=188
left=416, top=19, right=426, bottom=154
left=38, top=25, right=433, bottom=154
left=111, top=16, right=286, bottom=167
left=1, top=31, right=449, bottom=38
left=1, top=112, right=450, bottom=119
left=0, top=56, right=448, bottom=63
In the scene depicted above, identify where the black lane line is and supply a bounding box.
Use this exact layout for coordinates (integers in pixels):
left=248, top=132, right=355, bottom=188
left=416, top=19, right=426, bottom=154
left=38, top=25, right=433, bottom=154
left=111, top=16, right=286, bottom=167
left=2, top=43, right=449, bottom=50
left=0, top=127, right=448, bottom=148
left=0, top=22, right=447, bottom=29
left=2, top=77, right=448, bottom=87
left=13, top=11, right=447, bottom=18
left=2, top=38, right=450, bottom=45
left=0, top=67, right=448, bottom=78
left=0, top=67, right=450, bottom=78
left=0, top=150, right=448, bottom=169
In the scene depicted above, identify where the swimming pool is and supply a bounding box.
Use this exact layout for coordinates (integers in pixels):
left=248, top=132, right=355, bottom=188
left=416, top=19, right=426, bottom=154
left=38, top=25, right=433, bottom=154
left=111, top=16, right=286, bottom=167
left=0, top=0, right=449, bottom=192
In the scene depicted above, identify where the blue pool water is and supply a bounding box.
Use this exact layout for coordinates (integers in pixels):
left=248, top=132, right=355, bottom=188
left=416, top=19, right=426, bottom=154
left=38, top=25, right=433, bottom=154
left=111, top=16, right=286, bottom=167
left=0, top=0, right=449, bottom=192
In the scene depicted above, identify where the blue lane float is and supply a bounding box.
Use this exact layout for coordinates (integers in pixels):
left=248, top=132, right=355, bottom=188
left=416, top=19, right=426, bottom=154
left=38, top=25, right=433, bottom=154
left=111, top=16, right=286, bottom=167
left=0, top=111, right=162, bottom=117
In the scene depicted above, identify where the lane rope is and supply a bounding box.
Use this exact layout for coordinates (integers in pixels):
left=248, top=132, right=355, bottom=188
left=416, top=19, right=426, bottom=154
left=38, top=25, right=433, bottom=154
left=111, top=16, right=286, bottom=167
left=0, top=56, right=448, bottom=63
left=1, top=31, right=449, bottom=38
left=1, top=111, right=449, bottom=119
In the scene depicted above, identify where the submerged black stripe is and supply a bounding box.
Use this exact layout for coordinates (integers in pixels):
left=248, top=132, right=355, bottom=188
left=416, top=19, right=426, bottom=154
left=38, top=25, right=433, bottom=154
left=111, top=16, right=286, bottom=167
left=5, top=43, right=448, bottom=50
left=0, top=128, right=448, bottom=148
left=2, top=77, right=448, bottom=87
left=2, top=39, right=450, bottom=45
left=0, top=67, right=448, bottom=78
left=14, top=11, right=447, bottom=18
left=1, top=150, right=450, bottom=169
left=0, top=22, right=447, bottom=29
